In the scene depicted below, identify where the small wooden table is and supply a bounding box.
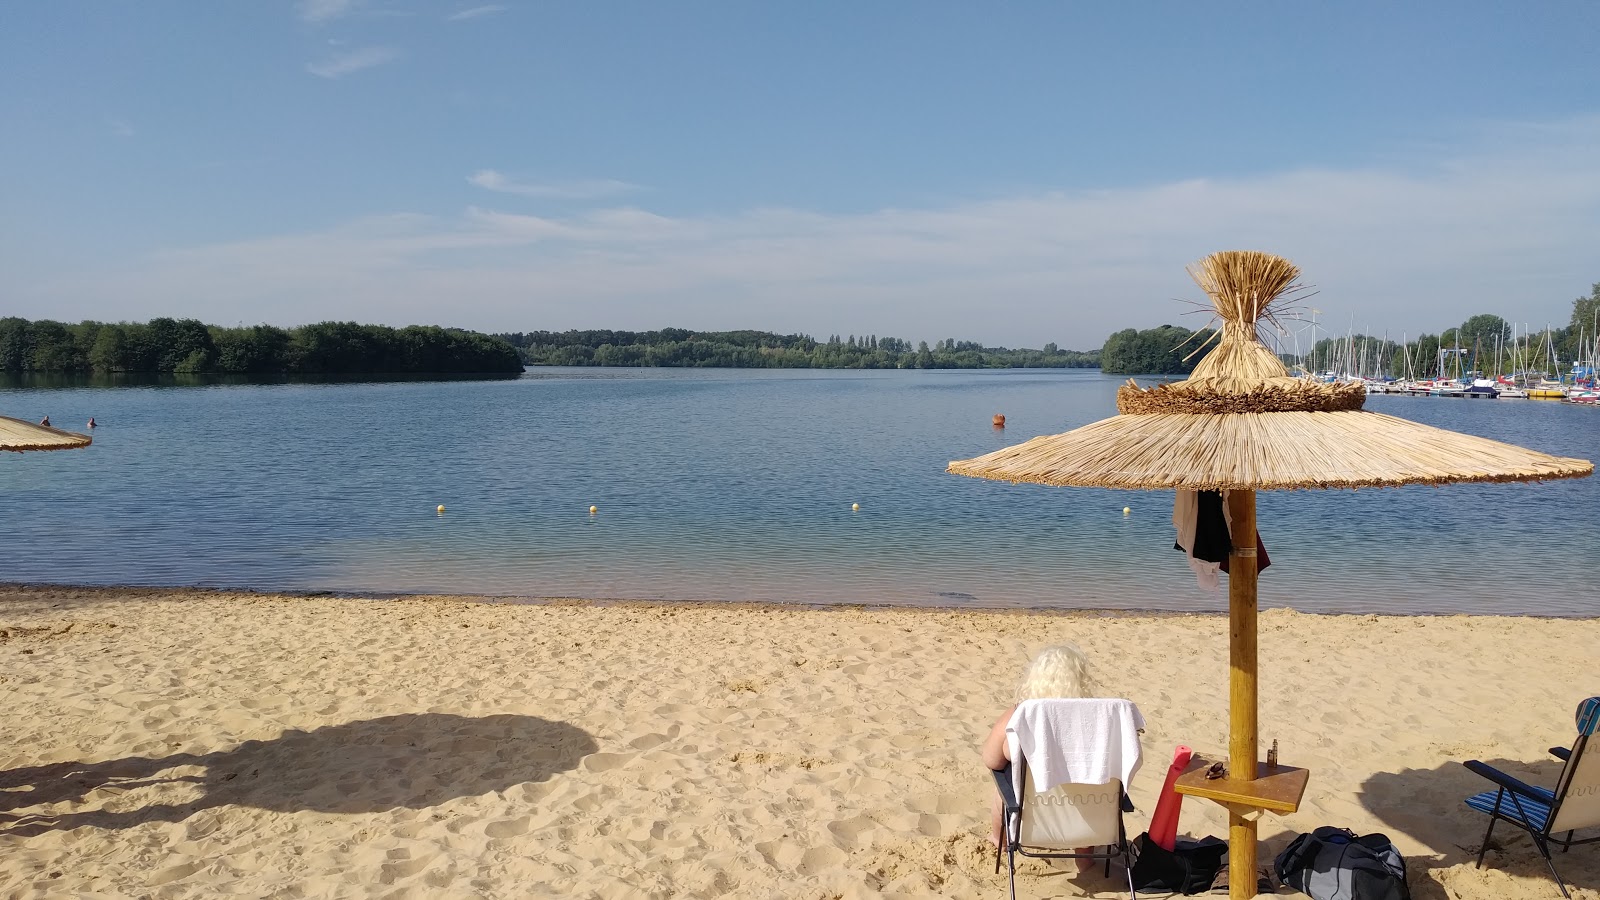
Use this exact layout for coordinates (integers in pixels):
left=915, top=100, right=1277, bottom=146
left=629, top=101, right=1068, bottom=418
left=1173, top=754, right=1310, bottom=815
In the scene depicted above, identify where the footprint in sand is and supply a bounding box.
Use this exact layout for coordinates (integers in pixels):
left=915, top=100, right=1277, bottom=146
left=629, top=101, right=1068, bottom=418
left=827, top=814, right=876, bottom=849
left=796, top=845, right=848, bottom=876
left=484, top=816, right=532, bottom=840
left=146, top=861, right=204, bottom=887
left=378, top=853, right=434, bottom=884
left=580, top=752, right=633, bottom=773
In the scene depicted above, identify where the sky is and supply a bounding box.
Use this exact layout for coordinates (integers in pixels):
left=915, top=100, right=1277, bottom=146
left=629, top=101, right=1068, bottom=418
left=2, top=2, right=1598, bottom=350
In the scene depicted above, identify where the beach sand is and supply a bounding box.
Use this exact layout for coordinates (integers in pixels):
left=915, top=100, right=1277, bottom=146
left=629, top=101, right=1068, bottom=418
left=3, top=585, right=1598, bottom=899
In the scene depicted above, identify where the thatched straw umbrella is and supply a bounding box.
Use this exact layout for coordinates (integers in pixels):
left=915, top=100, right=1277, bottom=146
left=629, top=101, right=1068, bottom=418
left=949, top=251, right=1592, bottom=899
left=1, top=415, right=92, bottom=452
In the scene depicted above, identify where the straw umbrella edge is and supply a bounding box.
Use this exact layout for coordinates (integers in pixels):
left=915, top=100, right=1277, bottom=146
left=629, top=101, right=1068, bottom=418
left=0, top=416, right=92, bottom=452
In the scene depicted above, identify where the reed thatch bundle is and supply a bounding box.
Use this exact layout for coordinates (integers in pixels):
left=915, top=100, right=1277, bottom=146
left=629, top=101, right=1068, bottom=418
left=1121, top=250, right=1329, bottom=410
left=1185, top=250, right=1303, bottom=383
left=949, top=250, right=1593, bottom=490
left=0, top=416, right=92, bottom=452
left=1116, top=378, right=1366, bottom=415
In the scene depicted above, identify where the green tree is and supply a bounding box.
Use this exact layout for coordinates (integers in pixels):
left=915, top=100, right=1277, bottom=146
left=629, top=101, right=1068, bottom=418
left=143, top=318, right=217, bottom=372
left=28, top=320, right=86, bottom=371
left=1454, top=314, right=1510, bottom=371
left=89, top=324, right=130, bottom=371
left=1458, top=314, right=1510, bottom=350
left=1571, top=283, right=1600, bottom=334
left=213, top=324, right=292, bottom=373
left=1099, top=325, right=1205, bottom=374
left=1561, top=283, right=1600, bottom=365
left=0, top=317, right=31, bottom=371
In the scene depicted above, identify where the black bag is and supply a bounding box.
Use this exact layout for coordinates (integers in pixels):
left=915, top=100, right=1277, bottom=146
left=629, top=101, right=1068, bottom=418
left=1274, top=826, right=1410, bottom=900
left=1130, top=833, right=1227, bottom=895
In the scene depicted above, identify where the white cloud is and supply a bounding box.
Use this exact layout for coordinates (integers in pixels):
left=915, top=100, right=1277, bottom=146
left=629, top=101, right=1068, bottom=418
left=306, top=46, right=401, bottom=79
left=107, top=117, right=135, bottom=138
left=467, top=170, right=639, bottom=200
left=447, top=5, right=507, bottom=21
left=298, top=0, right=359, bottom=23
left=14, top=117, right=1600, bottom=345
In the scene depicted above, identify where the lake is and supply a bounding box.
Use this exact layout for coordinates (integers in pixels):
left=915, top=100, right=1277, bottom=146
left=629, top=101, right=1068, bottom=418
left=2, top=368, right=1595, bottom=615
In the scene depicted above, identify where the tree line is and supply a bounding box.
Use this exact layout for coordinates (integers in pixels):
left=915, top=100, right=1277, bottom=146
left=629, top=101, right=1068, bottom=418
left=0, top=318, right=524, bottom=375
left=497, top=328, right=1103, bottom=369
left=32, top=290, right=1591, bottom=380
left=0, top=317, right=1216, bottom=377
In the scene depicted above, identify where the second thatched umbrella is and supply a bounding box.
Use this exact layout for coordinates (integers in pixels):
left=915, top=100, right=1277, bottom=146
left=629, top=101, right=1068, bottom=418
left=949, top=250, right=1592, bottom=899
left=1, top=415, right=92, bottom=452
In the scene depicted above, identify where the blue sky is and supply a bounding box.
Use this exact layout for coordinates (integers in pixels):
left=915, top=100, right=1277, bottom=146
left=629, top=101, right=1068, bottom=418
left=3, top=1, right=1598, bottom=349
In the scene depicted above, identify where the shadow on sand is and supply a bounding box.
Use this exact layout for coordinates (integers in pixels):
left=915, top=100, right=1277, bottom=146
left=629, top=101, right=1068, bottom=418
left=0, top=713, right=597, bottom=836
left=1361, top=754, right=1598, bottom=899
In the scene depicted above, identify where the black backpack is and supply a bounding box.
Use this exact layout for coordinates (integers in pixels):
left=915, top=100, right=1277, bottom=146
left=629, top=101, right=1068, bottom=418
left=1129, top=833, right=1228, bottom=895
left=1274, top=826, right=1410, bottom=900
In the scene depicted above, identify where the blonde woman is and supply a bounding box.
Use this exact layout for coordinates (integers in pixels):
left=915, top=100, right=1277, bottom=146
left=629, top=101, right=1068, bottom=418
left=981, top=644, right=1097, bottom=864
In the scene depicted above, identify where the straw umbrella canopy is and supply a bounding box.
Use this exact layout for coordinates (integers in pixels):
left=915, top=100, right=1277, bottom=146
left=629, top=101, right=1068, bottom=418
left=949, top=251, right=1592, bottom=899
left=1, top=415, right=92, bottom=452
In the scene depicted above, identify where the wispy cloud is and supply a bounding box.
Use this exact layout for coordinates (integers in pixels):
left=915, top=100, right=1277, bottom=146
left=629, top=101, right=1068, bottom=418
left=468, top=169, right=638, bottom=200
left=298, top=0, right=360, bottom=23
left=306, top=46, right=402, bottom=79
left=107, top=117, right=135, bottom=138
left=18, top=117, right=1600, bottom=344
left=447, top=4, right=506, bottom=21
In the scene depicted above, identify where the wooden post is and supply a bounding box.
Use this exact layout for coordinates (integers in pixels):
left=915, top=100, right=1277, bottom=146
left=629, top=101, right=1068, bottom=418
left=1227, top=488, right=1259, bottom=900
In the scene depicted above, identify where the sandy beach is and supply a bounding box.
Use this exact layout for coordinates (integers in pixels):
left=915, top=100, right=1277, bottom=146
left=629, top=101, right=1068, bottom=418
left=2, top=585, right=1597, bottom=899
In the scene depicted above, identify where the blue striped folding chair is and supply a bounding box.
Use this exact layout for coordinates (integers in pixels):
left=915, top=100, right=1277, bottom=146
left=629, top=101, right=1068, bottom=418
left=1464, top=696, right=1600, bottom=898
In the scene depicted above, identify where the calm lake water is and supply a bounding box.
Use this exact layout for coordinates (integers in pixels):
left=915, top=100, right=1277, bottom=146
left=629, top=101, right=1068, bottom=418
left=2, top=368, right=1595, bottom=615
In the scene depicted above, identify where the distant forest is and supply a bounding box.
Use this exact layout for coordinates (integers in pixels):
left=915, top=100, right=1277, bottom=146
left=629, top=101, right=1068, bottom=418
left=497, top=326, right=1215, bottom=374
left=497, top=329, right=1102, bottom=369
left=11, top=282, right=1590, bottom=379
left=0, top=317, right=1222, bottom=377
left=0, top=318, right=523, bottom=375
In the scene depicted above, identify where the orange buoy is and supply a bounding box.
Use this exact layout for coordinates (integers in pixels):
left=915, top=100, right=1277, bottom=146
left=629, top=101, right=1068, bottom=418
left=992, top=414, right=1006, bottom=428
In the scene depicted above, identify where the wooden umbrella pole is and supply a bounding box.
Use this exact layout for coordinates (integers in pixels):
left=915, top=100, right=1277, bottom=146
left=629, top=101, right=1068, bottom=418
left=1227, top=488, right=1260, bottom=900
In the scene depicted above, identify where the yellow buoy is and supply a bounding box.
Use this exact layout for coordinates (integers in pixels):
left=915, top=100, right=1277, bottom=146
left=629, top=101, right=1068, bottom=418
left=1123, top=507, right=1131, bottom=516
left=851, top=502, right=860, bottom=511
left=589, top=505, right=598, bottom=514
left=437, top=505, right=445, bottom=514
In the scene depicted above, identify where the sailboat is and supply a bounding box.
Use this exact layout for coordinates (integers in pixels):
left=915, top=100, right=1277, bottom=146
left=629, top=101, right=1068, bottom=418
left=1496, top=326, right=1529, bottom=397
left=1529, top=326, right=1567, bottom=399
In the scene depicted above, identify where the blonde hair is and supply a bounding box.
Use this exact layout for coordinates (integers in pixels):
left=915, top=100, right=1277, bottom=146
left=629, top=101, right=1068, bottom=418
left=1015, top=644, right=1096, bottom=702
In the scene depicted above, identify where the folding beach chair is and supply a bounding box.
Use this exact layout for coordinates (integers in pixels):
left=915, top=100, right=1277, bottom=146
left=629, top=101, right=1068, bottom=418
left=992, top=698, right=1142, bottom=900
left=1464, top=696, right=1600, bottom=898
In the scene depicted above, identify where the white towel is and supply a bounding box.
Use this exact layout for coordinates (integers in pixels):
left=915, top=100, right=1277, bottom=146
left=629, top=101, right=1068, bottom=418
left=1006, top=698, right=1145, bottom=800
